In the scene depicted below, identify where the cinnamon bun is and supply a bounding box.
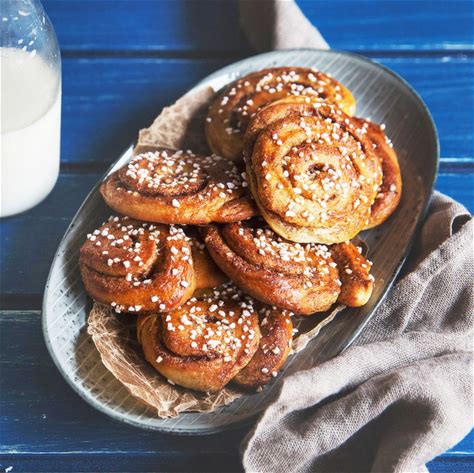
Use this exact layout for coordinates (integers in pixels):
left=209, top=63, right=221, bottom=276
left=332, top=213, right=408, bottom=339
left=202, top=219, right=374, bottom=314
left=206, top=67, right=356, bottom=162
left=100, top=147, right=257, bottom=225
left=80, top=217, right=223, bottom=314
left=354, top=118, right=402, bottom=229
left=233, top=306, right=293, bottom=388
left=244, top=98, right=382, bottom=243
left=136, top=283, right=261, bottom=392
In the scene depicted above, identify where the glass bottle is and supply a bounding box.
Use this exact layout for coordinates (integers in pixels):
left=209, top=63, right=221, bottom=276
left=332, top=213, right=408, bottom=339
left=1, top=0, right=61, bottom=217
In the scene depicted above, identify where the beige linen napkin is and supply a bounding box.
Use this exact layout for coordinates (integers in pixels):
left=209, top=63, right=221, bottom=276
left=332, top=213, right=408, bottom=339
left=239, top=1, right=474, bottom=472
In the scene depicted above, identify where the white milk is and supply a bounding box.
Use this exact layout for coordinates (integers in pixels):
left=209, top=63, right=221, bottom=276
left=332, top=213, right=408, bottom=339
left=1, top=47, right=61, bottom=217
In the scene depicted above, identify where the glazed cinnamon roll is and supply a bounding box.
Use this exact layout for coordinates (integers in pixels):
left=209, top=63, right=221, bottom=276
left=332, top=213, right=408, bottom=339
left=202, top=219, right=374, bottom=315
left=100, top=146, right=257, bottom=225
left=80, top=217, right=223, bottom=314
left=233, top=306, right=293, bottom=388
left=206, top=67, right=356, bottom=162
left=136, top=283, right=262, bottom=392
left=244, top=98, right=382, bottom=244
left=354, top=118, right=402, bottom=229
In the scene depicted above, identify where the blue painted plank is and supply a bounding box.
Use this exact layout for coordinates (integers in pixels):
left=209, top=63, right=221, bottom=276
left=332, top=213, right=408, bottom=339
left=60, top=57, right=226, bottom=166
left=299, top=0, right=474, bottom=52
left=0, top=312, right=471, bottom=472
left=57, top=56, right=473, bottom=165
left=42, top=0, right=474, bottom=52
left=435, top=173, right=474, bottom=210
left=44, top=0, right=247, bottom=52
left=0, top=454, right=242, bottom=473
left=0, top=171, right=472, bottom=301
left=0, top=172, right=99, bottom=301
left=428, top=457, right=474, bottom=473
left=382, top=56, right=474, bottom=161
left=0, top=454, right=472, bottom=473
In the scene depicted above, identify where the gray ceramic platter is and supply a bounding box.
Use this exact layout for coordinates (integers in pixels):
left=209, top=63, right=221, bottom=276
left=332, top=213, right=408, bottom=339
left=43, top=49, right=439, bottom=434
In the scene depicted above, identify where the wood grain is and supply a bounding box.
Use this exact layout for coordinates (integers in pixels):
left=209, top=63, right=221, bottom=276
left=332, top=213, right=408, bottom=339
left=42, top=0, right=474, bottom=52
left=58, top=57, right=473, bottom=165
left=299, top=0, right=474, bottom=52
left=0, top=311, right=471, bottom=469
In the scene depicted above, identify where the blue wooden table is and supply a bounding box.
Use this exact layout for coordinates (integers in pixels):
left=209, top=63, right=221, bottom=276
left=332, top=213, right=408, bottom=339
left=1, top=1, right=473, bottom=471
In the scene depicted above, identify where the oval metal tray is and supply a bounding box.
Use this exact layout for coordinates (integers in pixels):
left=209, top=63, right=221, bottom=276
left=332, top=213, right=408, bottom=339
left=42, top=49, right=439, bottom=434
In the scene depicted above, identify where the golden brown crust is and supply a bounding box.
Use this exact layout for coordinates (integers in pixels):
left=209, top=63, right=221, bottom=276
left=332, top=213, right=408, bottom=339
left=188, top=229, right=228, bottom=290
left=137, top=284, right=261, bottom=392
left=243, top=95, right=321, bottom=158
left=331, top=242, right=374, bottom=307
left=100, top=147, right=257, bottom=225
left=82, top=67, right=394, bottom=399
left=80, top=217, right=195, bottom=313
left=353, top=118, right=402, bottom=229
left=202, top=219, right=340, bottom=315
left=244, top=99, right=382, bottom=244
left=202, top=219, right=374, bottom=314
left=79, top=217, right=224, bottom=314
left=206, top=67, right=356, bottom=162
left=233, top=307, right=293, bottom=388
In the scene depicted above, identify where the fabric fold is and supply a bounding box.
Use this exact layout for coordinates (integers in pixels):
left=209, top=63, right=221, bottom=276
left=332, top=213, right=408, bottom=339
left=239, top=0, right=329, bottom=51
left=242, top=193, right=473, bottom=472
left=238, top=1, right=473, bottom=470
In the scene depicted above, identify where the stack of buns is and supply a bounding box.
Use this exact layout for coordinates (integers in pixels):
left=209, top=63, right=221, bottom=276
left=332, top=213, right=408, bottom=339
left=80, top=67, right=401, bottom=393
